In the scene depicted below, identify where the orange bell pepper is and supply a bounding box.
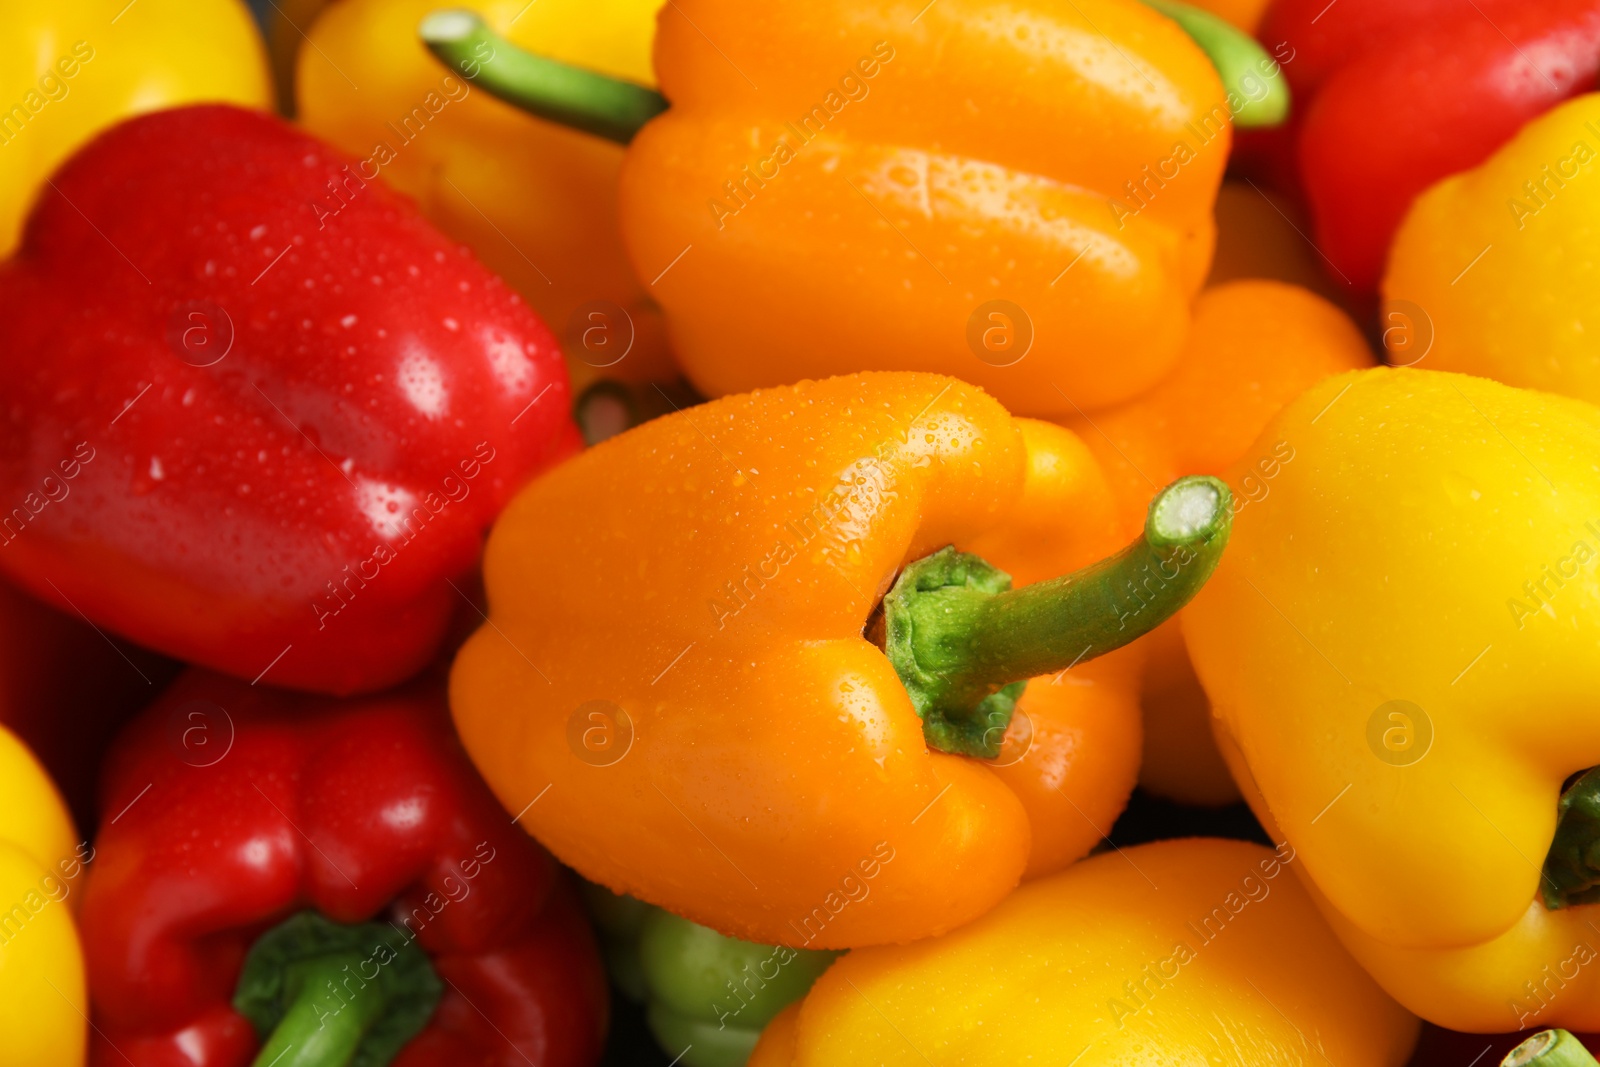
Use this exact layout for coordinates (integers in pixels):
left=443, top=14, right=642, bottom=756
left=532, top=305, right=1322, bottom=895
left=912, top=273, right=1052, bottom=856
left=451, top=372, right=1233, bottom=947
left=1063, top=280, right=1374, bottom=804
left=420, top=0, right=1234, bottom=417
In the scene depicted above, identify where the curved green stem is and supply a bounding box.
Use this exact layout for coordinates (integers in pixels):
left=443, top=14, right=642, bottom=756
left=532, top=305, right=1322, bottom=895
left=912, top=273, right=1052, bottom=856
left=1140, top=0, right=1290, bottom=129
left=1542, top=767, right=1600, bottom=909
left=234, top=912, right=442, bottom=1067
left=885, top=475, right=1232, bottom=758
left=420, top=10, right=667, bottom=144
left=1505, top=1031, right=1599, bottom=1067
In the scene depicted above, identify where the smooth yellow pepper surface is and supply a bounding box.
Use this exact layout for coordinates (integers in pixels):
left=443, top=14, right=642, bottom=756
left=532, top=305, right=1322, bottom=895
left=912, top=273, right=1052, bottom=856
left=0, top=724, right=86, bottom=1066
left=1385, top=93, right=1600, bottom=406
left=1186, top=366, right=1600, bottom=1031
left=748, top=838, right=1417, bottom=1066
left=299, top=0, right=677, bottom=387
left=0, top=0, right=270, bottom=257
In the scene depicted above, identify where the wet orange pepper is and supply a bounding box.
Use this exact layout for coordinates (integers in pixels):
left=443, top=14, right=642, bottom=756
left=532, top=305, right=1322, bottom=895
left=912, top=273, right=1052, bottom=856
left=623, top=0, right=1230, bottom=416
left=451, top=373, right=1235, bottom=947
left=422, top=0, right=1232, bottom=416
left=1064, top=280, right=1374, bottom=804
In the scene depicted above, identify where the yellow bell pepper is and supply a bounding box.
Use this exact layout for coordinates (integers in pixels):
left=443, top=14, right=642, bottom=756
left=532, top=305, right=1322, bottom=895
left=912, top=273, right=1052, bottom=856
left=1186, top=366, right=1600, bottom=1031
left=0, top=723, right=87, bottom=1066
left=0, top=0, right=270, bottom=257
left=748, top=838, right=1417, bottom=1066
left=1384, top=93, right=1600, bottom=406
left=298, top=0, right=677, bottom=388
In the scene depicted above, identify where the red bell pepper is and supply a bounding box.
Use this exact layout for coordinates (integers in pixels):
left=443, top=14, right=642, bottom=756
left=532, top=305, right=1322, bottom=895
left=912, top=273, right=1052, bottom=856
left=1248, top=0, right=1600, bottom=293
left=0, top=105, right=578, bottom=695
left=79, top=669, right=608, bottom=1067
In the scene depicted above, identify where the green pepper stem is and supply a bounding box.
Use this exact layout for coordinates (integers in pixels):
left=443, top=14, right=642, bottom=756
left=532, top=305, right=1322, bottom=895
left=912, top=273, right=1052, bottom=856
left=1542, top=765, right=1600, bottom=909
left=1140, top=0, right=1290, bottom=129
left=884, top=475, right=1232, bottom=758
left=250, top=952, right=390, bottom=1067
left=1504, top=1030, right=1599, bottom=1067
left=234, top=911, right=442, bottom=1067
left=420, top=9, right=667, bottom=144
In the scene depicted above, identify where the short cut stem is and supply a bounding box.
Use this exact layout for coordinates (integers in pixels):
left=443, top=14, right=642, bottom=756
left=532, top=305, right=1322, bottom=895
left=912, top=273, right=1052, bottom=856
left=1503, top=1030, right=1599, bottom=1067
left=420, top=9, right=667, bottom=144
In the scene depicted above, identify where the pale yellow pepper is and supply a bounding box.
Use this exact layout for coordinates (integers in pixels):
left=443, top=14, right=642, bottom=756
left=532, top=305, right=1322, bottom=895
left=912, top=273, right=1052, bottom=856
left=0, top=724, right=88, bottom=1066
left=1187, top=366, right=1600, bottom=1031
left=299, top=0, right=677, bottom=388
left=1385, top=93, right=1600, bottom=405
left=749, top=838, right=1417, bottom=1066
left=0, top=0, right=270, bottom=256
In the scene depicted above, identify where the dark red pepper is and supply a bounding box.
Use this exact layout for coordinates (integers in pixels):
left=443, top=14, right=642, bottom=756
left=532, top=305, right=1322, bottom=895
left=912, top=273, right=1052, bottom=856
left=80, top=669, right=608, bottom=1067
left=0, top=105, right=578, bottom=694
left=1246, top=0, right=1600, bottom=293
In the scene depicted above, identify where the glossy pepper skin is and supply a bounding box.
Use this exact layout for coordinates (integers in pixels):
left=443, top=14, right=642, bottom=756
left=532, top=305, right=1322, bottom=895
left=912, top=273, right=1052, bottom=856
left=453, top=372, right=1148, bottom=947
left=747, top=838, right=1418, bottom=1066
left=1065, top=279, right=1372, bottom=804
left=0, top=105, right=577, bottom=695
left=300, top=0, right=676, bottom=389
left=1384, top=94, right=1600, bottom=406
left=0, top=0, right=270, bottom=258
left=614, top=0, right=1228, bottom=416
left=1250, top=0, right=1600, bottom=294
left=1185, top=367, right=1600, bottom=1031
left=81, top=669, right=608, bottom=1067
left=0, top=723, right=90, bottom=1067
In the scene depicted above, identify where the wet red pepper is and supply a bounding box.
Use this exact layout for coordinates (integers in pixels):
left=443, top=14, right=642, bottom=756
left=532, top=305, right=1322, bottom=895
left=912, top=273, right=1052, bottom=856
left=0, top=105, right=578, bottom=694
left=1247, top=0, right=1600, bottom=293
left=80, top=669, right=608, bottom=1067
